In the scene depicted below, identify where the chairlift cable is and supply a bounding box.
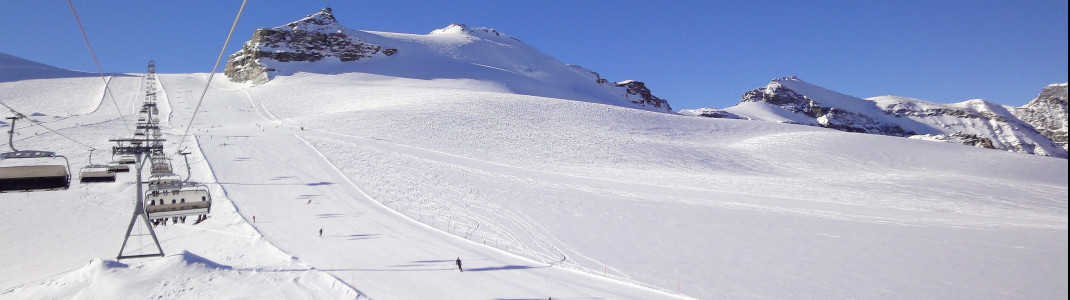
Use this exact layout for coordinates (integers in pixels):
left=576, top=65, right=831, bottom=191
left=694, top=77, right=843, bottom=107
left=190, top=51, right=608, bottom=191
left=66, top=0, right=133, bottom=137
left=176, top=0, right=248, bottom=153
left=0, top=100, right=96, bottom=151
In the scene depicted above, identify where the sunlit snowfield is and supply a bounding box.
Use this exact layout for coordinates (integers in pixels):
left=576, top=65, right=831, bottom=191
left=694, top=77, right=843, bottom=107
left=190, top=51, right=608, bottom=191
left=1, top=70, right=1065, bottom=299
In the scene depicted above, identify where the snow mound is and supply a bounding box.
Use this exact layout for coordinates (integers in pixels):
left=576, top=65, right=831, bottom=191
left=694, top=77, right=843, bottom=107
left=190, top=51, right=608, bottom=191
left=2, top=253, right=357, bottom=300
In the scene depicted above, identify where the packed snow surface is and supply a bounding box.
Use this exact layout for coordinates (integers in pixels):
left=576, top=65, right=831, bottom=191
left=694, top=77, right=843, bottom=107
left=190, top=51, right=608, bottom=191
left=1, top=60, right=1067, bottom=299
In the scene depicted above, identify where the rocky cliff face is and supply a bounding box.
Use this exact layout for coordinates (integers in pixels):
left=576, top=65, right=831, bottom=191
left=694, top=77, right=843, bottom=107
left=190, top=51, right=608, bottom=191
left=738, top=78, right=915, bottom=136
left=224, top=7, right=397, bottom=84
left=683, top=77, right=1068, bottom=158
left=615, top=80, right=672, bottom=111
left=1013, top=83, right=1068, bottom=152
left=570, top=66, right=671, bottom=111
left=224, top=8, right=673, bottom=113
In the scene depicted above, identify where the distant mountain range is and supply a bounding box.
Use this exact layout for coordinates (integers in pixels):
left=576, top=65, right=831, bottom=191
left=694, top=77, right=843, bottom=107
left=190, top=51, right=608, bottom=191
left=223, top=7, right=672, bottom=112
left=6, top=7, right=1065, bottom=158
left=682, top=77, right=1068, bottom=158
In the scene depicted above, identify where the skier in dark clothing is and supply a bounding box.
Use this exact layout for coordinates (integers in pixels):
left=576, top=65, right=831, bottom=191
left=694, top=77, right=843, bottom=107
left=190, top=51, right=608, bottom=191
left=456, top=257, right=463, bottom=272
left=319, top=228, right=323, bottom=237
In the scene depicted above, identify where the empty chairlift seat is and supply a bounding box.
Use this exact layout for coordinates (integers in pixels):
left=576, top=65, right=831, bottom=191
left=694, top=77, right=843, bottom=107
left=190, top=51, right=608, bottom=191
left=107, top=163, right=130, bottom=173
left=79, top=164, right=115, bottom=183
left=117, top=155, right=136, bottom=165
left=0, top=151, right=71, bottom=193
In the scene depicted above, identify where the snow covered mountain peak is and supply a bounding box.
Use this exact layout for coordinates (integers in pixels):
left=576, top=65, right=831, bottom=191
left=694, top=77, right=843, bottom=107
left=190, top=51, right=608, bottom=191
left=429, top=23, right=519, bottom=42
left=275, top=7, right=342, bottom=33
left=683, top=77, right=1068, bottom=158
left=223, top=8, right=396, bottom=84
left=223, top=8, right=673, bottom=112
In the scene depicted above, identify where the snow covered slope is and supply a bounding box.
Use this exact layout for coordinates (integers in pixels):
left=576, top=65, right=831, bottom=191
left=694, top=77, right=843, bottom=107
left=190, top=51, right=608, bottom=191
left=0, top=52, right=97, bottom=83
left=223, top=7, right=672, bottom=112
left=682, top=77, right=1068, bottom=158
left=1, top=57, right=1067, bottom=299
left=0, top=52, right=121, bottom=118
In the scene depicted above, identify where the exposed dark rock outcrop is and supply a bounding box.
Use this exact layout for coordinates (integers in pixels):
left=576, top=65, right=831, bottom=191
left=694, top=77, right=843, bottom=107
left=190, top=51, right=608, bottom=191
left=573, top=66, right=671, bottom=112
left=684, top=77, right=1068, bottom=158
left=616, top=80, right=672, bottom=111
left=739, top=79, right=914, bottom=136
left=1013, top=84, right=1068, bottom=151
left=224, top=7, right=397, bottom=84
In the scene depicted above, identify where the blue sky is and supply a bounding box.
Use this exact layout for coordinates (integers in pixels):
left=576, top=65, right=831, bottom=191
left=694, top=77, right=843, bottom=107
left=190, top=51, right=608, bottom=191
left=1, top=0, right=1066, bottom=110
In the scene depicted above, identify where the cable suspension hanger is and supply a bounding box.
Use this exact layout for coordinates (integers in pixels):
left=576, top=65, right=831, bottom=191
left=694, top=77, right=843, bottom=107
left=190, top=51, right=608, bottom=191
left=1, top=100, right=96, bottom=151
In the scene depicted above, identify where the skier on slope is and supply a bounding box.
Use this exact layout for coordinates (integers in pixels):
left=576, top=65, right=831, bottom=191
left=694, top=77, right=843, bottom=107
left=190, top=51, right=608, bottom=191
left=456, top=257, right=463, bottom=272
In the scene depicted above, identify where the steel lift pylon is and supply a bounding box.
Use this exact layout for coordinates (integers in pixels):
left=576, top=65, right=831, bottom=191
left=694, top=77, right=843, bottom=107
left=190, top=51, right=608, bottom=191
left=113, top=138, right=167, bottom=260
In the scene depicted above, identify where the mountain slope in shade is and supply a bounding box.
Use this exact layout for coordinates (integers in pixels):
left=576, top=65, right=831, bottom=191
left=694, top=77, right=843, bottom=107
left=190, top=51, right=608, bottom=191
left=0, top=53, right=111, bottom=117
left=224, top=8, right=672, bottom=112
left=682, top=77, right=1068, bottom=158
left=0, top=52, right=96, bottom=82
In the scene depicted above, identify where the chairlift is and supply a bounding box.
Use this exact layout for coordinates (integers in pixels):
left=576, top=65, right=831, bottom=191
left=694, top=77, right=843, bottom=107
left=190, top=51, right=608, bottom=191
left=1, top=116, right=71, bottom=193
left=1, top=151, right=72, bottom=192
left=146, top=181, right=212, bottom=225
left=79, top=149, right=115, bottom=183
left=80, top=165, right=115, bottom=183
left=116, top=154, right=136, bottom=165
left=147, top=173, right=182, bottom=187
left=107, top=162, right=130, bottom=173
left=150, top=158, right=172, bottom=175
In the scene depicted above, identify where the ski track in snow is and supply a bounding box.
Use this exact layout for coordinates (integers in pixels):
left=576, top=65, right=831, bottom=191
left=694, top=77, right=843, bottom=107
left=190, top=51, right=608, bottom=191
left=158, top=74, right=683, bottom=299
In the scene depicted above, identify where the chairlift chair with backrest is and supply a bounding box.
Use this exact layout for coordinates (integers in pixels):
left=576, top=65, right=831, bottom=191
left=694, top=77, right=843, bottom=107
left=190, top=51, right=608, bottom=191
left=0, top=115, right=71, bottom=193
left=104, top=144, right=131, bottom=172
left=107, top=161, right=130, bottom=173
left=116, top=154, right=136, bottom=165
left=79, top=149, right=115, bottom=183
left=150, top=157, right=172, bottom=176
left=145, top=181, right=212, bottom=225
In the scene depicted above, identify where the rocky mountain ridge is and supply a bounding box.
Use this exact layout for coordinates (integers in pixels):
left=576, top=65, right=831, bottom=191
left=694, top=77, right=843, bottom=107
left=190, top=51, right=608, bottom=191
left=223, top=8, right=672, bottom=112
left=1012, top=83, right=1068, bottom=152
left=224, top=8, right=397, bottom=84
left=682, top=77, right=1068, bottom=158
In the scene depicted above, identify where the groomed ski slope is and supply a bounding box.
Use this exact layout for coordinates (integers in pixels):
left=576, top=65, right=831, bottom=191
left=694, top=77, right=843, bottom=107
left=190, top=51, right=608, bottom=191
left=1, top=71, right=1067, bottom=299
left=1, top=74, right=682, bottom=299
